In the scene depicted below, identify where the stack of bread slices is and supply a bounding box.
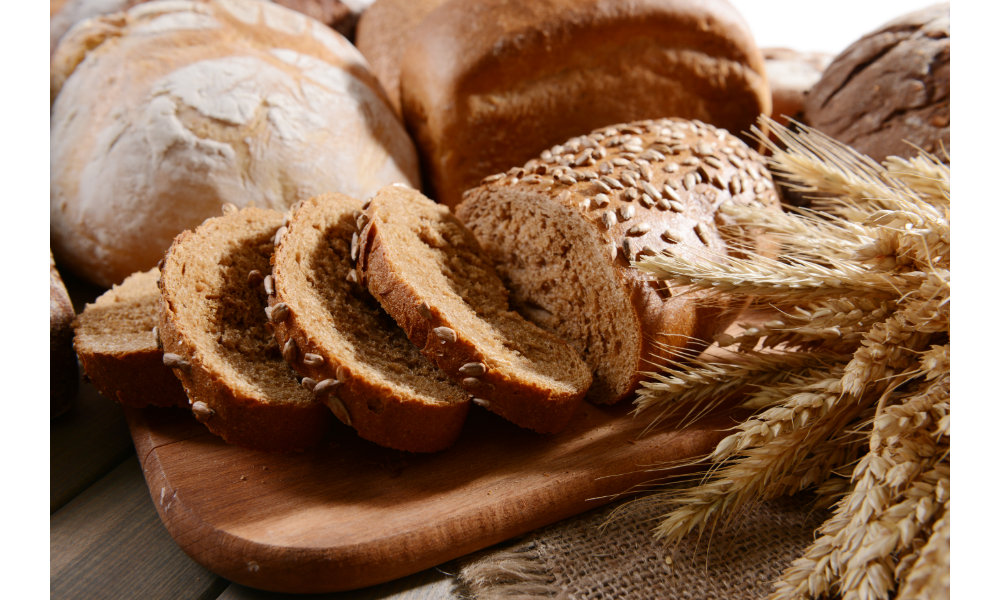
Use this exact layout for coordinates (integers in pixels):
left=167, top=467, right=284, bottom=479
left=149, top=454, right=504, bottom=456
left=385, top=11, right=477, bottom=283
left=74, top=117, right=780, bottom=453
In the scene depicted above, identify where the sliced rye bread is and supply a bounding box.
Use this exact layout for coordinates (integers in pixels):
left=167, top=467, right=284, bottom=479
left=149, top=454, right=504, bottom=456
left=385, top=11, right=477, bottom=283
left=73, top=268, right=187, bottom=408
left=158, top=206, right=331, bottom=453
left=455, top=118, right=782, bottom=405
left=267, top=193, right=470, bottom=452
left=356, top=185, right=592, bottom=434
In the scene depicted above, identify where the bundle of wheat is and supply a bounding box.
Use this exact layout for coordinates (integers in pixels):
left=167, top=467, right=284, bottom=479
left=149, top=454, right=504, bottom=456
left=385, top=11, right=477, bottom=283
left=633, top=118, right=950, bottom=600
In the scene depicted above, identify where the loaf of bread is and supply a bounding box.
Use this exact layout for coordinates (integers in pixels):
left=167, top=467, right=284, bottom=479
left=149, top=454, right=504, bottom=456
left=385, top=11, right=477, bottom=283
left=51, top=253, right=79, bottom=418
left=353, top=0, right=448, bottom=115
left=268, top=193, right=471, bottom=452
left=802, top=3, right=950, bottom=163
left=51, top=0, right=373, bottom=55
left=73, top=269, right=189, bottom=409
left=762, top=47, right=832, bottom=127
left=158, top=205, right=331, bottom=453
left=396, top=0, right=770, bottom=207
left=51, top=0, right=419, bottom=288
left=357, top=185, right=593, bottom=433
left=456, top=118, right=781, bottom=405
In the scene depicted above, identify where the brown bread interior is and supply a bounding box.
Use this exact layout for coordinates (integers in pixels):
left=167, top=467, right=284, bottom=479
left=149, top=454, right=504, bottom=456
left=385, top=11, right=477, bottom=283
left=281, top=195, right=466, bottom=406
left=167, top=211, right=312, bottom=408
left=370, top=190, right=591, bottom=398
left=457, top=190, right=638, bottom=403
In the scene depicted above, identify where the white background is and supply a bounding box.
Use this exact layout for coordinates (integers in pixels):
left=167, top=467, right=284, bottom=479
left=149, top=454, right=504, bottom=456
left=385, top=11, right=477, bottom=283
left=730, top=0, right=939, bottom=54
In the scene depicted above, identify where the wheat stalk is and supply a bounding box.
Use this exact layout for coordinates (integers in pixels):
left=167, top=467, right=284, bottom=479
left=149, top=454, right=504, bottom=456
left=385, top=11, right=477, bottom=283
left=633, top=119, right=949, bottom=600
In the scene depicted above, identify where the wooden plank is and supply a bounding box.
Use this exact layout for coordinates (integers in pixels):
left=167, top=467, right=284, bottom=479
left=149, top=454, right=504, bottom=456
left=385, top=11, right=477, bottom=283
left=126, top=399, right=744, bottom=594
left=51, top=454, right=229, bottom=600
left=217, top=568, right=457, bottom=600
left=50, top=377, right=135, bottom=513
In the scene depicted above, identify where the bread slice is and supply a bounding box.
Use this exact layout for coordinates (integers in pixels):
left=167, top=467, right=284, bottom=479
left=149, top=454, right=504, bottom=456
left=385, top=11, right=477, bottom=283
left=73, top=268, right=187, bottom=409
left=158, top=206, right=330, bottom=453
left=267, top=193, right=470, bottom=452
left=356, top=185, right=592, bottom=434
left=455, top=118, right=782, bottom=405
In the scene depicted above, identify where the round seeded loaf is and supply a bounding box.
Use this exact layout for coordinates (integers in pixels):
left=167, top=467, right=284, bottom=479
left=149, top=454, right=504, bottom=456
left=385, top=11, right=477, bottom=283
left=357, top=185, right=593, bottom=434
left=51, top=0, right=419, bottom=288
left=802, top=3, right=950, bottom=163
left=455, top=118, right=782, bottom=405
left=158, top=205, right=331, bottom=453
left=398, top=0, right=770, bottom=207
left=51, top=253, right=79, bottom=418
left=267, top=193, right=470, bottom=452
left=74, top=268, right=189, bottom=409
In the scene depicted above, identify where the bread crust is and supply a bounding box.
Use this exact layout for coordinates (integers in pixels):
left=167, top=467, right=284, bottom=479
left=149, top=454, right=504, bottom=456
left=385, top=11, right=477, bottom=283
left=802, top=3, right=950, bottom=163
left=158, top=208, right=331, bottom=453
left=268, top=193, right=470, bottom=453
left=357, top=186, right=591, bottom=434
left=72, top=268, right=188, bottom=409
left=354, top=0, right=449, bottom=115
left=399, top=0, right=770, bottom=207
left=51, top=0, right=419, bottom=288
left=456, top=118, right=781, bottom=404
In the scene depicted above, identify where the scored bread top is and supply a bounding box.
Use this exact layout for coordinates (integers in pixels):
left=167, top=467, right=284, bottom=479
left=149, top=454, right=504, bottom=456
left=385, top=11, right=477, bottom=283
left=158, top=205, right=330, bottom=453
left=356, top=185, right=592, bottom=434
left=456, top=118, right=781, bottom=405
left=268, top=193, right=470, bottom=453
left=73, top=268, right=188, bottom=408
left=399, top=0, right=770, bottom=206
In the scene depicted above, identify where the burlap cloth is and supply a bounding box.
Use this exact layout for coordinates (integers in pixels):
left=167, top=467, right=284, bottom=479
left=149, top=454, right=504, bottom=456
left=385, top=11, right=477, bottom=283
left=454, top=491, right=828, bottom=599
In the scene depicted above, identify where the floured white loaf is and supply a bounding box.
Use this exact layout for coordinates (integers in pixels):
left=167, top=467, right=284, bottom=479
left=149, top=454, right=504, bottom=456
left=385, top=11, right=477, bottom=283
left=51, top=0, right=419, bottom=288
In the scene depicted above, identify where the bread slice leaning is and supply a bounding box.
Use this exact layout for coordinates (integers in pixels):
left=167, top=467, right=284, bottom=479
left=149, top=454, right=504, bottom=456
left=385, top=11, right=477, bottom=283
left=357, top=185, right=592, bottom=434
left=73, top=268, right=187, bottom=409
left=268, top=193, right=470, bottom=452
left=158, top=206, right=331, bottom=453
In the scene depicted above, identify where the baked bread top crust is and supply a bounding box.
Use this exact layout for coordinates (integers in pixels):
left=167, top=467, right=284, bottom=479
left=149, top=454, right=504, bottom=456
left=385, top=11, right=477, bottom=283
left=399, top=0, right=770, bottom=206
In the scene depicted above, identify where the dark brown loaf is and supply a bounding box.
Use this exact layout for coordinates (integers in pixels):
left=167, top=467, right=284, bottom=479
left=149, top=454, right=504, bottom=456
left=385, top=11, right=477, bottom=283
left=72, top=268, right=188, bottom=409
left=158, top=206, right=331, bottom=453
left=802, top=3, right=950, bottom=163
left=51, top=253, right=79, bottom=417
left=268, top=193, right=470, bottom=452
left=356, top=185, right=593, bottom=434
left=398, top=0, right=771, bottom=207
left=455, top=118, right=781, bottom=405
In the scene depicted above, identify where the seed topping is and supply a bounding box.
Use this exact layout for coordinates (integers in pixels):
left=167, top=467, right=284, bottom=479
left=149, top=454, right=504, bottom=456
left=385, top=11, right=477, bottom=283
left=270, top=302, right=290, bottom=323
left=192, top=401, right=214, bottom=422
left=303, top=353, right=324, bottom=366
left=459, top=362, right=487, bottom=376
left=434, top=327, right=457, bottom=343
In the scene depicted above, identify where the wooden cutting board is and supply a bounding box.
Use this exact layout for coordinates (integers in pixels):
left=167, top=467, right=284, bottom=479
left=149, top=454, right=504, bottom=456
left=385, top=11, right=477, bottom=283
left=127, top=398, right=744, bottom=594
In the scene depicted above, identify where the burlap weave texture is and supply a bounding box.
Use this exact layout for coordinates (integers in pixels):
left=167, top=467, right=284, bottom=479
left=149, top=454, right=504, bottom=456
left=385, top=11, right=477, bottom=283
left=457, top=492, right=828, bottom=600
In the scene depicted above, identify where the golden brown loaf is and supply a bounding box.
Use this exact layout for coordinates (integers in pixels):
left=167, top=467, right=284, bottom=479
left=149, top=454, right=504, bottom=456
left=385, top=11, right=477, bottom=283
left=158, top=205, right=331, bottom=453
left=353, top=0, right=448, bottom=115
left=268, top=193, right=471, bottom=452
left=73, top=269, right=189, bottom=409
left=398, top=0, right=771, bottom=207
left=51, top=253, right=79, bottom=417
left=357, top=185, right=593, bottom=434
left=456, top=118, right=781, bottom=405
left=51, top=0, right=419, bottom=288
